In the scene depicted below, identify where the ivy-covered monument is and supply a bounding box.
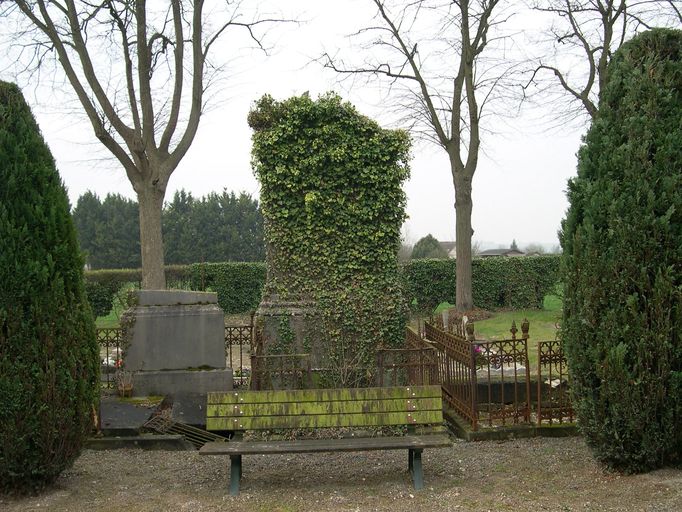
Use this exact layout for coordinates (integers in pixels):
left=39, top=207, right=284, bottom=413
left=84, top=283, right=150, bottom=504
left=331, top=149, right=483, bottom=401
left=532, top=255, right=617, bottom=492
left=248, top=93, right=410, bottom=387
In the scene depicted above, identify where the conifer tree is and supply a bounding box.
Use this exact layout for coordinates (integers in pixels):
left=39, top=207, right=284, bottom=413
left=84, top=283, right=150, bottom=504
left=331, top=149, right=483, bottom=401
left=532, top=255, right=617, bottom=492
left=0, top=82, right=99, bottom=492
left=561, top=29, right=682, bottom=472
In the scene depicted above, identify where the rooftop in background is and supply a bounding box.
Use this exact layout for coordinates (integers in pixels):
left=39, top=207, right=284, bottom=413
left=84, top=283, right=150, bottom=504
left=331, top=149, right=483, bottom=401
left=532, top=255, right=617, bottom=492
left=478, top=248, right=525, bottom=258
left=438, top=241, right=457, bottom=258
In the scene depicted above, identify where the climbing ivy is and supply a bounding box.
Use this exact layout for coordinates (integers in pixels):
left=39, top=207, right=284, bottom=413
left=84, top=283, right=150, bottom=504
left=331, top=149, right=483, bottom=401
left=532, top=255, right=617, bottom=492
left=249, top=93, right=411, bottom=383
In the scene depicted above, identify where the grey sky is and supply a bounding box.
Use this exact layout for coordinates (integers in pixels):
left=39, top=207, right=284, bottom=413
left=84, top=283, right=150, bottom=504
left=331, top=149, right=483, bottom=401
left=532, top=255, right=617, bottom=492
left=5, top=0, right=589, bottom=250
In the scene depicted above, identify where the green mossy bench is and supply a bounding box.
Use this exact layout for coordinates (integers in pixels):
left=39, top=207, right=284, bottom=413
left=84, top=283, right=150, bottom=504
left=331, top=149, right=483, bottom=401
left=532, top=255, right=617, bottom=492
left=199, top=385, right=451, bottom=496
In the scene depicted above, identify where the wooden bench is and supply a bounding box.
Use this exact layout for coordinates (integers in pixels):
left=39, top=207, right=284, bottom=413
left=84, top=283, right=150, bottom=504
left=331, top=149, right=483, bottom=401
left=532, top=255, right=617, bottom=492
left=199, top=385, right=451, bottom=495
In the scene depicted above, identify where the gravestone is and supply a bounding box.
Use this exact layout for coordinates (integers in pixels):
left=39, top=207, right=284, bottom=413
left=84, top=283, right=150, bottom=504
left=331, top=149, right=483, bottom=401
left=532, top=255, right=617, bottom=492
left=122, top=290, right=232, bottom=396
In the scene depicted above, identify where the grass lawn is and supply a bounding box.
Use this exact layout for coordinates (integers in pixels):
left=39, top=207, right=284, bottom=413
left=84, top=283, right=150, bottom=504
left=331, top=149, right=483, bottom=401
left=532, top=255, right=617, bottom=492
left=95, top=308, right=122, bottom=328
left=430, top=293, right=562, bottom=369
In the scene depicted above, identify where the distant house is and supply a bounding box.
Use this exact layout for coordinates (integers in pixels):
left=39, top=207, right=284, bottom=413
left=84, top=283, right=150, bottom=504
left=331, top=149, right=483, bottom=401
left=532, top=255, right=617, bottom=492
left=478, top=248, right=525, bottom=258
left=438, top=241, right=457, bottom=259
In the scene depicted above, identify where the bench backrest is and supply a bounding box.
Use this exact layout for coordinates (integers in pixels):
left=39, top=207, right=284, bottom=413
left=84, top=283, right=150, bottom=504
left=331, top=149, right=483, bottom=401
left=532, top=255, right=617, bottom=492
left=206, top=385, right=443, bottom=431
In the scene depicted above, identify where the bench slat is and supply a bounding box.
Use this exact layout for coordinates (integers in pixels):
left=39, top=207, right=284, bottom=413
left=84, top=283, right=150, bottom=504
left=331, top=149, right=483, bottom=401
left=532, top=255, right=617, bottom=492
left=200, top=434, right=452, bottom=455
left=207, top=385, right=441, bottom=405
left=207, top=409, right=444, bottom=431
left=207, top=396, right=442, bottom=419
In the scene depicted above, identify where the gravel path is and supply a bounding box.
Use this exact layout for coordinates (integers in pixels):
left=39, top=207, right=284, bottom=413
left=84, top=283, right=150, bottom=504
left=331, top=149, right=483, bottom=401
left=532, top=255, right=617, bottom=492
left=3, top=436, right=681, bottom=512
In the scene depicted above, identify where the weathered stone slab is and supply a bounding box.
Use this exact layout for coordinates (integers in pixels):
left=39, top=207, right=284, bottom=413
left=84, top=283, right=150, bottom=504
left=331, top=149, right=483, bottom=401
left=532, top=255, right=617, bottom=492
left=133, top=369, right=233, bottom=396
left=135, top=289, right=218, bottom=306
left=123, top=291, right=226, bottom=372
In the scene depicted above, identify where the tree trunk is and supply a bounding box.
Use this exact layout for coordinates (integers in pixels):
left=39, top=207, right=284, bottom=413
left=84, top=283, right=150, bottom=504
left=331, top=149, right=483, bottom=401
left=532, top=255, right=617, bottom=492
left=452, top=167, right=474, bottom=312
left=137, top=184, right=166, bottom=289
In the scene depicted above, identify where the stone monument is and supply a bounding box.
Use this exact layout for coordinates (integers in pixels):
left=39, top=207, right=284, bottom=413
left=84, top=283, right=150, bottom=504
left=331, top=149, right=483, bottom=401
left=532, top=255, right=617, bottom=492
left=122, top=290, right=232, bottom=396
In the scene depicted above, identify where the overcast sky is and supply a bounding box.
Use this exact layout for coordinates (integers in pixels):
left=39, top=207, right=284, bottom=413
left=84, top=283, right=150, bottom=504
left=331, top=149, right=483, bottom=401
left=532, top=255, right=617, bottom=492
left=4, top=0, right=590, bottom=251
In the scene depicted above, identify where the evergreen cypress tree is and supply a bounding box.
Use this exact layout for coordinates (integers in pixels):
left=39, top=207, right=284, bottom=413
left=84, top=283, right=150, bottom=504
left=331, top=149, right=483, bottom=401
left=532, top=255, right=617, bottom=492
left=0, top=82, right=99, bottom=492
left=560, top=29, right=682, bottom=472
left=411, top=234, right=448, bottom=259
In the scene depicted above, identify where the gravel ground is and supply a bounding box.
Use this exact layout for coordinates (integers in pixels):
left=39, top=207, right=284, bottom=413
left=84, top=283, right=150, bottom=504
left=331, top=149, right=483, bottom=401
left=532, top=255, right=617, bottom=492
left=2, top=436, right=681, bottom=512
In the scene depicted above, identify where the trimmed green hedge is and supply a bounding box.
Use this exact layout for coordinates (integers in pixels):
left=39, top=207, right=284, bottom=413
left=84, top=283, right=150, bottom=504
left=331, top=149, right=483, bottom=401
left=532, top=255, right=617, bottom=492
left=86, top=256, right=559, bottom=318
left=84, top=263, right=266, bottom=316
left=401, top=255, right=560, bottom=312
left=189, top=262, right=266, bottom=314
left=84, top=265, right=193, bottom=317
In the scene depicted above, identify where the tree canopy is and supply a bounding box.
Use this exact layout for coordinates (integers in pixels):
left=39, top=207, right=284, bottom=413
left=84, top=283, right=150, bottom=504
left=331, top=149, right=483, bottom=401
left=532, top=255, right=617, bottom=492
left=71, top=189, right=264, bottom=269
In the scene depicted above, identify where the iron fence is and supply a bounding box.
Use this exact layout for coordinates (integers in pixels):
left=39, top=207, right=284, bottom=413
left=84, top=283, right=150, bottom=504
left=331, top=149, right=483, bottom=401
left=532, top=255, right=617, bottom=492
left=97, top=328, right=123, bottom=389
left=225, top=325, right=252, bottom=387
left=424, top=320, right=536, bottom=430
left=474, top=334, right=532, bottom=427
left=96, top=323, right=253, bottom=389
left=424, top=322, right=479, bottom=428
left=375, top=331, right=438, bottom=387
left=537, top=340, right=573, bottom=425
left=250, top=353, right=313, bottom=390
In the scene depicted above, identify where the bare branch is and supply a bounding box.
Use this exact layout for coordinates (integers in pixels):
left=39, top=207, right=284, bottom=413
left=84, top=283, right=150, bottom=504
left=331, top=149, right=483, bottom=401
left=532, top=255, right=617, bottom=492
left=527, top=0, right=678, bottom=121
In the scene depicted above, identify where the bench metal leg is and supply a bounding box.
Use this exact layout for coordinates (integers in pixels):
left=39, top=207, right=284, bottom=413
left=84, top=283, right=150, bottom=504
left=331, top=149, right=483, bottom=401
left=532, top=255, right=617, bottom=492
left=409, top=449, right=424, bottom=491
left=229, top=455, right=242, bottom=496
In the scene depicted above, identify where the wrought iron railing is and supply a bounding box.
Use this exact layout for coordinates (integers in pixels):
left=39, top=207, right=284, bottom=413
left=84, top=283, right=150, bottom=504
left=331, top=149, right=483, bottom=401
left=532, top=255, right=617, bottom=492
left=96, top=323, right=253, bottom=388
left=424, top=322, right=479, bottom=428
left=97, top=327, right=123, bottom=389
left=537, top=340, right=573, bottom=425
left=250, top=353, right=313, bottom=390
left=225, top=325, right=252, bottom=387
left=424, top=319, right=546, bottom=431
left=474, top=335, right=532, bottom=427
left=375, top=331, right=438, bottom=387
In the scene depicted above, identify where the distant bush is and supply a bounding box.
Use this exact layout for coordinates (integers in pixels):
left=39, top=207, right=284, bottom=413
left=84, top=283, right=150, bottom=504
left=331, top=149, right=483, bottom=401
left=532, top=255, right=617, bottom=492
left=411, top=234, right=448, bottom=259
left=0, top=82, right=99, bottom=493
left=561, top=29, right=682, bottom=472
left=402, top=255, right=560, bottom=312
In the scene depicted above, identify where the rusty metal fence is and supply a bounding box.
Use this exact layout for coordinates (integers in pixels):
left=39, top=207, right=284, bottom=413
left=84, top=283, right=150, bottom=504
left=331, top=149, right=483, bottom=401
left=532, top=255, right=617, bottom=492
left=537, top=340, right=573, bottom=425
left=375, top=329, right=438, bottom=387
left=474, top=334, right=532, bottom=427
left=424, top=322, right=479, bottom=427
left=422, top=319, right=571, bottom=430
left=250, top=353, right=313, bottom=390
left=225, top=325, right=252, bottom=387
left=97, top=319, right=573, bottom=430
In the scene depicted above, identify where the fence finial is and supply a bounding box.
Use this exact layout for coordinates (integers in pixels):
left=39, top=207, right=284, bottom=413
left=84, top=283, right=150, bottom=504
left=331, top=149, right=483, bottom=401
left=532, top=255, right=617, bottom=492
left=510, top=320, right=518, bottom=340
left=521, top=318, right=530, bottom=339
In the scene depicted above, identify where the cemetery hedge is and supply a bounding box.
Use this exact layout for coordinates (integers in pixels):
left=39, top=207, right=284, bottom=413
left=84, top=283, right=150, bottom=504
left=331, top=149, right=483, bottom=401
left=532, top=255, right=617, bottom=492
left=188, top=262, right=266, bottom=314
left=85, top=255, right=560, bottom=317
left=561, top=29, right=682, bottom=472
left=0, top=82, right=99, bottom=493
left=402, top=255, right=560, bottom=313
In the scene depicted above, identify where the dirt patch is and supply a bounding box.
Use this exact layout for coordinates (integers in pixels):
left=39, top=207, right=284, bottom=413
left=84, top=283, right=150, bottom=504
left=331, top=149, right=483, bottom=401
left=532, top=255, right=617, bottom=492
left=2, top=437, right=680, bottom=512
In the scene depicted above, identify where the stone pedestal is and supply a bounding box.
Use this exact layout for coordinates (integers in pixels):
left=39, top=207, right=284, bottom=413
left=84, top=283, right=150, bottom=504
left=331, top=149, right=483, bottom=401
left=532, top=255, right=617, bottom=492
left=122, top=290, right=232, bottom=396
left=255, top=296, right=323, bottom=359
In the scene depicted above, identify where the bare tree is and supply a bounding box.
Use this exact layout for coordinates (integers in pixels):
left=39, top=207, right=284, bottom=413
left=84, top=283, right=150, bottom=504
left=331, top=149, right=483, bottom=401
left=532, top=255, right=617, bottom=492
left=322, top=0, right=517, bottom=312
left=525, top=0, right=681, bottom=122
left=2, top=0, right=285, bottom=288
